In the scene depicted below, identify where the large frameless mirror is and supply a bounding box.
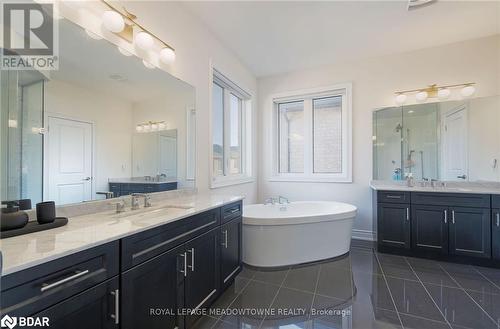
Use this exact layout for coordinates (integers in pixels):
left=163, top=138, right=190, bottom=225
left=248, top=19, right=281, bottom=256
left=1, top=19, right=196, bottom=207
left=373, top=95, right=500, bottom=182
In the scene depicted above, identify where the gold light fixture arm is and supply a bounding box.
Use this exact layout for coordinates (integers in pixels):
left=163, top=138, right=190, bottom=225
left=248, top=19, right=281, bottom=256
left=395, top=82, right=475, bottom=95
left=101, top=0, right=175, bottom=51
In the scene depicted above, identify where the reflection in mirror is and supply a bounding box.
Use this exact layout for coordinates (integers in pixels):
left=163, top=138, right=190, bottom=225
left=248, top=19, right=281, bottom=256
left=1, top=19, right=196, bottom=207
left=373, top=95, right=500, bottom=182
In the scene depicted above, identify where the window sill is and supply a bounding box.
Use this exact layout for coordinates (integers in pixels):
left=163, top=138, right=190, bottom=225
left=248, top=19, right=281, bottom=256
left=210, top=176, right=255, bottom=189
left=268, top=175, right=352, bottom=183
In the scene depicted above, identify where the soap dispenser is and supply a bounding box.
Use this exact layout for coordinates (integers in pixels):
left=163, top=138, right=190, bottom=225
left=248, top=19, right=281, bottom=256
left=1, top=201, right=29, bottom=231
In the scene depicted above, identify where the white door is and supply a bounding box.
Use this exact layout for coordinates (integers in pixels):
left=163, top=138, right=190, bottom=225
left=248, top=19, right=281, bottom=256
left=159, top=135, right=177, bottom=177
left=443, top=106, right=468, bottom=181
left=47, top=116, right=93, bottom=204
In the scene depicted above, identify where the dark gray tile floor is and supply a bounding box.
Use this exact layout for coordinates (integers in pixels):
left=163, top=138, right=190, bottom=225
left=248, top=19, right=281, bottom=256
left=193, top=248, right=500, bottom=329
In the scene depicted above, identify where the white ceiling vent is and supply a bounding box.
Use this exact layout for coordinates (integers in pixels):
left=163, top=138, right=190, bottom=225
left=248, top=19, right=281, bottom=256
left=408, top=0, right=437, bottom=11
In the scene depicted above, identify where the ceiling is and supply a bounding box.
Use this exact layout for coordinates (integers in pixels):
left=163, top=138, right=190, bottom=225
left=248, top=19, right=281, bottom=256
left=182, top=1, right=500, bottom=77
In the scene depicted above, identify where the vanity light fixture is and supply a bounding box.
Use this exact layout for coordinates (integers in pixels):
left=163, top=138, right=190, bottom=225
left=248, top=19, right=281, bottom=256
left=394, top=83, right=476, bottom=105
left=135, top=121, right=167, bottom=133
left=100, top=0, right=175, bottom=63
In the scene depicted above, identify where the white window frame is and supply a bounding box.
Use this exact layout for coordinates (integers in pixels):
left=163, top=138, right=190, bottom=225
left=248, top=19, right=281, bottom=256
left=269, top=83, right=352, bottom=183
left=210, top=68, right=253, bottom=188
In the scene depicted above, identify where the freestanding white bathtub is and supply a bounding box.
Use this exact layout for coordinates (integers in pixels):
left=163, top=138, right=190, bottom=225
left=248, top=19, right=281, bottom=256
left=243, top=201, right=357, bottom=267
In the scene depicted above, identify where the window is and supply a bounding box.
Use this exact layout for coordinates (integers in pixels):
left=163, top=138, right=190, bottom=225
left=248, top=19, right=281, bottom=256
left=211, top=69, right=252, bottom=187
left=278, top=101, right=304, bottom=173
left=271, top=84, right=352, bottom=182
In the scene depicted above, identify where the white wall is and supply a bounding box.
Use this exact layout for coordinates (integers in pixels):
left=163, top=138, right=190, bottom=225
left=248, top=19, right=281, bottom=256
left=44, top=79, right=133, bottom=195
left=258, top=35, right=500, bottom=240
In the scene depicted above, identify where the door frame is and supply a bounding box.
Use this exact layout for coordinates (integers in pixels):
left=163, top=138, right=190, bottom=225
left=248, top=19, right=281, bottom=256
left=43, top=112, right=96, bottom=202
left=440, top=103, right=468, bottom=181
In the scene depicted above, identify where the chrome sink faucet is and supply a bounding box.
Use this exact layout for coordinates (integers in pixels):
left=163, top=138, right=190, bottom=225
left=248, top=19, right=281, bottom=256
left=110, top=199, right=126, bottom=213
left=131, top=193, right=152, bottom=210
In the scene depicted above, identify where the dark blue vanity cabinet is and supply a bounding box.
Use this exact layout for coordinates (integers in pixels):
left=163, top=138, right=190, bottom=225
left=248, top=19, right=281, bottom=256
left=376, top=191, right=411, bottom=250
left=0, top=201, right=243, bottom=329
left=376, top=191, right=498, bottom=266
left=109, top=181, right=178, bottom=197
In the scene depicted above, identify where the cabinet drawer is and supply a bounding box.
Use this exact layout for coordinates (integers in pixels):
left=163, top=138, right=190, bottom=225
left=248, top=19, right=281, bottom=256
left=121, top=208, right=220, bottom=270
left=1, top=241, right=119, bottom=317
left=221, top=201, right=242, bottom=224
left=377, top=191, right=410, bottom=204
left=411, top=192, right=490, bottom=208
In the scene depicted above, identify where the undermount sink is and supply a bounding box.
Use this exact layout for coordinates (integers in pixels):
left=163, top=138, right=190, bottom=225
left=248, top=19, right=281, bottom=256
left=112, top=204, right=193, bottom=219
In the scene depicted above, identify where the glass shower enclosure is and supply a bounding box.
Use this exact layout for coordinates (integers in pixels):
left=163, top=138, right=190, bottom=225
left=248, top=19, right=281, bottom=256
left=373, top=103, right=440, bottom=181
left=1, top=70, right=45, bottom=204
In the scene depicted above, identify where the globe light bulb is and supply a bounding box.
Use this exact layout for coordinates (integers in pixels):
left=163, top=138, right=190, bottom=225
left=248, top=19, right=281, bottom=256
left=437, top=88, right=451, bottom=100
left=395, top=94, right=407, bottom=105
left=415, top=91, right=428, bottom=102
left=160, top=47, right=175, bottom=64
left=135, top=31, right=154, bottom=50
left=102, top=10, right=125, bottom=33
left=460, top=85, right=475, bottom=98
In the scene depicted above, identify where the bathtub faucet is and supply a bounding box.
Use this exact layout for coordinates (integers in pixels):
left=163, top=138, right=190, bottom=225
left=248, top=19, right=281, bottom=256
left=278, top=196, right=290, bottom=204
left=264, top=197, right=277, bottom=205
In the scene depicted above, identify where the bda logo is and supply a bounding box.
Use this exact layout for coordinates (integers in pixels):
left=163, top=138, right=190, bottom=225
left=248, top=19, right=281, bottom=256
left=0, top=315, right=17, bottom=329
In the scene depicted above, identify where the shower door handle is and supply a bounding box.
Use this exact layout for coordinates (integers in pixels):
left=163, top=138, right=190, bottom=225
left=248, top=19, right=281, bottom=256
left=456, top=175, right=467, bottom=180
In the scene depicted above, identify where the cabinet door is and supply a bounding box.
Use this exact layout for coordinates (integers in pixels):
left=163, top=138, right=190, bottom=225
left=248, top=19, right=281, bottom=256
left=492, top=209, right=500, bottom=261
left=121, top=245, right=185, bottom=329
left=33, top=278, right=119, bottom=329
left=377, top=203, right=410, bottom=249
left=411, top=205, right=448, bottom=254
left=184, top=228, right=219, bottom=328
left=220, top=217, right=242, bottom=290
left=449, top=207, right=491, bottom=258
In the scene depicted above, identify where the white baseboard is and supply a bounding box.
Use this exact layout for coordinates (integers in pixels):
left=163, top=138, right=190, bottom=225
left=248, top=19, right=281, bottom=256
left=352, top=229, right=376, bottom=241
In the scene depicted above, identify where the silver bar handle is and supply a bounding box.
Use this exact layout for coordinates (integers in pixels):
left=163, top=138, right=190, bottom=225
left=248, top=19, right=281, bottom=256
left=40, top=270, right=89, bottom=292
left=452, top=210, right=455, bottom=224
left=387, top=195, right=401, bottom=199
left=187, top=248, right=195, bottom=272
left=110, top=289, right=119, bottom=324
left=406, top=208, right=409, bottom=221
left=222, top=230, right=228, bottom=248
left=227, top=208, right=239, bottom=214
left=496, top=213, right=499, bottom=227
left=444, top=210, right=447, bottom=224
left=180, top=252, right=187, bottom=277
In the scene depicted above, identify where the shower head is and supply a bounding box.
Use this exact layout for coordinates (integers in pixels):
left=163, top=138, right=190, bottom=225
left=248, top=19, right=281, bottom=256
left=395, top=123, right=403, bottom=133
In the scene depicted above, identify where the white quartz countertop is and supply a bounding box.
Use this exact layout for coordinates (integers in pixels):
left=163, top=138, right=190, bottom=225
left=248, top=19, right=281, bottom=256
left=0, top=193, right=243, bottom=276
left=108, top=178, right=177, bottom=184
left=370, top=180, right=500, bottom=194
